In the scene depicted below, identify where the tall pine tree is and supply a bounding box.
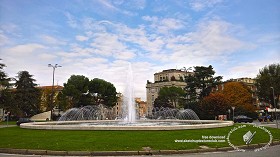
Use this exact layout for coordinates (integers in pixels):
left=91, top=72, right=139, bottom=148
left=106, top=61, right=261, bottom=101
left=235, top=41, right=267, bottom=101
left=185, top=65, right=222, bottom=102
left=0, top=59, right=11, bottom=111
left=15, top=71, right=41, bottom=117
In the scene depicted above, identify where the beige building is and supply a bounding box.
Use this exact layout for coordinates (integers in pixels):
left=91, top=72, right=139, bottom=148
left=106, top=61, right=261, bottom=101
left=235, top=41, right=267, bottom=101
left=112, top=93, right=123, bottom=119
left=146, top=69, right=192, bottom=116
left=135, top=98, right=147, bottom=118
left=113, top=95, right=147, bottom=119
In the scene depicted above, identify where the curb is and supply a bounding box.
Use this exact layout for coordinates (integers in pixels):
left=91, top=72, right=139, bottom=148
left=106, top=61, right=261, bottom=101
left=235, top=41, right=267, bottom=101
left=0, top=141, right=279, bottom=156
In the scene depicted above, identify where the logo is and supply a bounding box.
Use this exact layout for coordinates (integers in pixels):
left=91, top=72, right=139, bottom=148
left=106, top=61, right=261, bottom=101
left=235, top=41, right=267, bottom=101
left=227, top=125, right=273, bottom=152
left=243, top=131, right=256, bottom=145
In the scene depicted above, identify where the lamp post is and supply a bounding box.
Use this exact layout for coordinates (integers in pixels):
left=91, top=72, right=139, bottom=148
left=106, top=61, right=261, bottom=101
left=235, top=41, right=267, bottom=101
left=232, top=106, right=235, bottom=121
left=48, top=64, right=61, bottom=120
left=228, top=109, right=231, bottom=120
left=270, top=87, right=278, bottom=129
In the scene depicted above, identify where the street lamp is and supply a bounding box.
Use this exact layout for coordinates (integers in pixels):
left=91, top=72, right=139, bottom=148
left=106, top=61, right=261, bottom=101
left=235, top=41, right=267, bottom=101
left=232, top=106, right=235, bottom=121
left=48, top=64, right=62, bottom=120
left=270, top=87, right=278, bottom=129
left=228, top=109, right=231, bottom=120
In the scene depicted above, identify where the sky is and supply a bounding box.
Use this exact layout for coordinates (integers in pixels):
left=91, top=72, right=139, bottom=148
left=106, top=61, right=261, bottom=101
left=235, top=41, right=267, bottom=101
left=0, top=0, right=279, bottom=101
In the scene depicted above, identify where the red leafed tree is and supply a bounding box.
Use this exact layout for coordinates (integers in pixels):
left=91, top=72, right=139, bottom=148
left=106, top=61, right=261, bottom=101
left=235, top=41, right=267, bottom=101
left=198, top=93, right=230, bottom=120
left=221, top=82, right=256, bottom=117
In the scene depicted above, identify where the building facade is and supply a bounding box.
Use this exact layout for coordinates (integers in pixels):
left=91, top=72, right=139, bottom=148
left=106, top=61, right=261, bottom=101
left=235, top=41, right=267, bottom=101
left=135, top=97, right=147, bottom=118
left=146, top=69, right=191, bottom=116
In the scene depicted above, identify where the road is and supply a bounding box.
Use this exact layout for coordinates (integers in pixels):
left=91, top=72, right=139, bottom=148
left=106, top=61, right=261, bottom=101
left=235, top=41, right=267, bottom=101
left=0, top=145, right=279, bottom=157
left=247, top=120, right=279, bottom=129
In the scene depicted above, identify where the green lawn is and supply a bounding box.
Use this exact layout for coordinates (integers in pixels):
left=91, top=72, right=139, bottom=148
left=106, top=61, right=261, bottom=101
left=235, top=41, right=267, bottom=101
left=0, top=121, right=16, bottom=125
left=0, top=124, right=279, bottom=151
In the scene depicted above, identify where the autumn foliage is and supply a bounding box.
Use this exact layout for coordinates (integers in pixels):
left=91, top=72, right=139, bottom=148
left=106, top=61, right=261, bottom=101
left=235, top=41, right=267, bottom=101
left=198, top=82, right=257, bottom=119
left=198, top=93, right=230, bottom=119
left=221, top=82, right=255, bottom=113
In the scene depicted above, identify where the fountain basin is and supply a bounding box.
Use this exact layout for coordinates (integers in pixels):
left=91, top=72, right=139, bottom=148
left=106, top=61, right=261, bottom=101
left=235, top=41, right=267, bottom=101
left=20, top=120, right=233, bottom=130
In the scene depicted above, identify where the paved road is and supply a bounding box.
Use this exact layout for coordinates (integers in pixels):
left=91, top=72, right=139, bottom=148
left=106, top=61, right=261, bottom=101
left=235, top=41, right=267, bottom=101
left=249, top=120, right=280, bottom=129
left=168, top=145, right=280, bottom=157
left=0, top=145, right=279, bottom=157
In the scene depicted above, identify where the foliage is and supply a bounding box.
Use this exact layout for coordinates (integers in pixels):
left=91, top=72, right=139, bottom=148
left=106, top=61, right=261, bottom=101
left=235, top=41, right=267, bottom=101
left=255, top=63, right=280, bottom=107
left=62, top=75, right=90, bottom=108
left=220, top=82, right=256, bottom=116
left=0, top=59, right=11, bottom=110
left=63, top=76, right=117, bottom=108
left=185, top=65, right=222, bottom=102
left=154, top=96, right=173, bottom=108
left=56, top=92, right=71, bottom=111
left=39, top=88, right=52, bottom=112
left=14, top=71, right=41, bottom=117
left=156, top=86, right=185, bottom=108
left=88, top=78, right=117, bottom=107
left=0, top=59, right=10, bottom=88
left=184, top=101, right=200, bottom=113
left=198, top=93, right=230, bottom=120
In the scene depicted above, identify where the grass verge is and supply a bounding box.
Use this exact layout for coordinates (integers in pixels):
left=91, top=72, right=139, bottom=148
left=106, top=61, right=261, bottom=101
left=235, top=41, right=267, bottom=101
left=0, top=121, right=16, bottom=125
left=0, top=124, right=279, bottom=151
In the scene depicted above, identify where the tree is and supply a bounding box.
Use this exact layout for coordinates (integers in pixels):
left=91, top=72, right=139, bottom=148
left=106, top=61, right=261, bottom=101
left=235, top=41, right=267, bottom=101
left=220, top=82, right=256, bottom=117
left=154, top=96, right=173, bottom=108
left=62, top=76, right=117, bottom=108
left=62, top=75, right=90, bottom=108
left=198, top=93, right=230, bottom=120
left=56, top=92, right=71, bottom=111
left=185, top=65, right=222, bottom=102
left=0, top=59, right=10, bottom=88
left=39, top=87, right=53, bottom=112
left=255, top=63, right=280, bottom=108
left=88, top=78, right=117, bottom=107
left=14, top=71, right=41, bottom=117
left=156, top=86, right=185, bottom=108
left=0, top=59, right=11, bottom=110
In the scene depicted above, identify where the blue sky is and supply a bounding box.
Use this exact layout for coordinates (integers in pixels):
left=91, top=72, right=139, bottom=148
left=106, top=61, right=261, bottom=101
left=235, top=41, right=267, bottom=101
left=0, top=0, right=279, bottom=100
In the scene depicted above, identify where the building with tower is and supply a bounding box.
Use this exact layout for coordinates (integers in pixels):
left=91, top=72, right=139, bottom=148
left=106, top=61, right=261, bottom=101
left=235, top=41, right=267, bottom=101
left=146, top=69, right=193, bottom=116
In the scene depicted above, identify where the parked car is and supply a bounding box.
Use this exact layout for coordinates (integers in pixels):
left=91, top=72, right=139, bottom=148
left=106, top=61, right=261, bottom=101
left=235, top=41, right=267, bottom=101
left=16, top=118, right=33, bottom=126
left=258, top=115, right=273, bottom=122
left=233, top=115, right=253, bottom=123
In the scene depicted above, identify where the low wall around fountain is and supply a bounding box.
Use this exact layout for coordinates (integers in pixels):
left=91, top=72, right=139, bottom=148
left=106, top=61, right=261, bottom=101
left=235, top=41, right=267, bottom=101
left=20, top=120, right=234, bottom=131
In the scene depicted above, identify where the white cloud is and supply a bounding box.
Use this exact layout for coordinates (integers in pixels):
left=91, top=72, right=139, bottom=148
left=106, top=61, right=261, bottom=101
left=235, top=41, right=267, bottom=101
left=0, top=23, right=21, bottom=37
left=256, top=33, right=280, bottom=45
left=97, top=0, right=136, bottom=16
left=82, top=58, right=108, bottom=64
left=142, top=16, right=186, bottom=34
left=155, top=19, right=252, bottom=65
left=75, top=35, right=89, bottom=41
left=115, top=51, right=136, bottom=60
left=0, top=33, right=9, bottom=46
left=190, top=0, right=223, bottom=11
left=40, top=35, right=66, bottom=45
left=64, top=12, right=78, bottom=28
left=4, top=43, right=46, bottom=56
left=90, top=32, right=136, bottom=60
left=38, top=53, right=57, bottom=61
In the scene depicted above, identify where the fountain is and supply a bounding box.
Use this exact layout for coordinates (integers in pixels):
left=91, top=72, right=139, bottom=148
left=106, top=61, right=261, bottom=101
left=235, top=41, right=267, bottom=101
left=123, top=62, right=136, bottom=123
left=20, top=63, right=233, bottom=130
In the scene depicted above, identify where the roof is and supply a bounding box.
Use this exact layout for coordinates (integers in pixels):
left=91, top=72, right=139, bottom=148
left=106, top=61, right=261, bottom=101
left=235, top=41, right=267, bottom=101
left=36, top=85, right=64, bottom=90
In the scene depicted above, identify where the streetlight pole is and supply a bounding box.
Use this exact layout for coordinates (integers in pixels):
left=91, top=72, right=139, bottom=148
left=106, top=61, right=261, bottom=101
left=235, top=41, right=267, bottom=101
left=232, top=106, right=235, bottom=121
left=228, top=109, right=231, bottom=120
left=270, top=87, right=278, bottom=129
left=48, top=64, right=61, bottom=120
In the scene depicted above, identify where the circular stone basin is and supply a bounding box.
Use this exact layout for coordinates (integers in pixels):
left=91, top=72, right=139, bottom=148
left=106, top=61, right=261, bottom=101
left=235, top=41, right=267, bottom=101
left=20, top=120, right=233, bottom=130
